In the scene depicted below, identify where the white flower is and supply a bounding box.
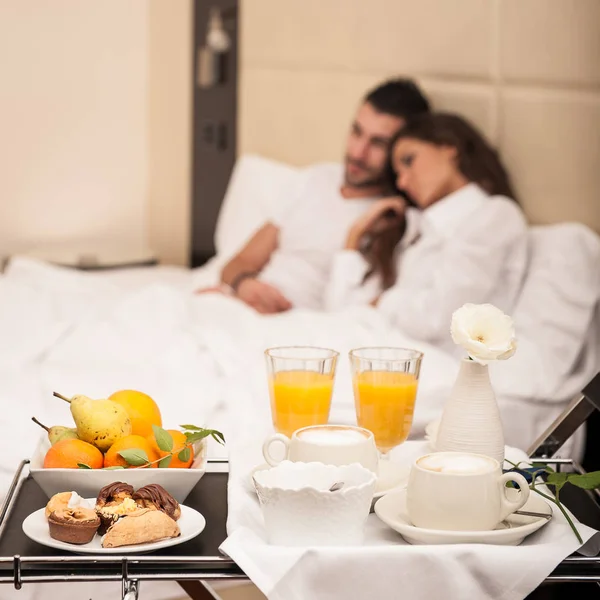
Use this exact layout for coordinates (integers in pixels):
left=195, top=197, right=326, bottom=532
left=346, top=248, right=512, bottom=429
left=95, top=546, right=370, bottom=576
left=451, top=303, right=517, bottom=365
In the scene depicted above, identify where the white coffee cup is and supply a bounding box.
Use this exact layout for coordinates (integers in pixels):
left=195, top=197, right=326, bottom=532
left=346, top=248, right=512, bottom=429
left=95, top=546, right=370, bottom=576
left=407, top=451, right=530, bottom=531
left=262, top=425, right=379, bottom=474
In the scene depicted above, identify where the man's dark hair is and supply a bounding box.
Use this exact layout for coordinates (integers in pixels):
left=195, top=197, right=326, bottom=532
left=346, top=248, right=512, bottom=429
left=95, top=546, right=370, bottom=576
left=364, top=78, right=430, bottom=120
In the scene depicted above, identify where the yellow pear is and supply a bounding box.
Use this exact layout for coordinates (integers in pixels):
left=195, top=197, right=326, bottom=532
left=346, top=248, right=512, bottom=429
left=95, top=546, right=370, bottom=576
left=31, top=417, right=79, bottom=445
left=54, top=392, right=132, bottom=452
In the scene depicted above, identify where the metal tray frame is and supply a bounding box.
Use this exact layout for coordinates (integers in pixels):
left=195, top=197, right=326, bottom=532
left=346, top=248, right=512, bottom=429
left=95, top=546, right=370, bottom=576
left=0, top=459, right=245, bottom=599
left=1, top=457, right=599, bottom=598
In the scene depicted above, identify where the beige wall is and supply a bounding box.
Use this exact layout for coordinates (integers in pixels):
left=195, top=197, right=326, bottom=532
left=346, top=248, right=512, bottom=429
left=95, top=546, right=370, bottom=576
left=2, top=2, right=597, bottom=267
left=239, top=0, right=600, bottom=232
left=0, top=0, right=194, bottom=266
left=0, top=1, right=149, bottom=258
left=147, top=0, right=193, bottom=266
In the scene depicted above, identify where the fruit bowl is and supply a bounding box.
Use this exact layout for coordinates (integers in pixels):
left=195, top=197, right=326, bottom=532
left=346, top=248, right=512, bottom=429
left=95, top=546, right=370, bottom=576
left=29, top=435, right=208, bottom=502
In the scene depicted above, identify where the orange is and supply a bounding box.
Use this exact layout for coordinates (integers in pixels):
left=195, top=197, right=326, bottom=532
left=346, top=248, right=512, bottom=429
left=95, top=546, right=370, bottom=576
left=104, top=434, right=160, bottom=468
left=109, top=390, right=162, bottom=438
left=43, top=439, right=104, bottom=469
left=147, top=429, right=194, bottom=469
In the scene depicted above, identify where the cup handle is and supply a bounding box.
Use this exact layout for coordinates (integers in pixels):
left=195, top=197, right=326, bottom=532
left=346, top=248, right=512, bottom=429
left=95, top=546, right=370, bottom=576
left=262, top=433, right=291, bottom=467
left=498, top=472, right=530, bottom=521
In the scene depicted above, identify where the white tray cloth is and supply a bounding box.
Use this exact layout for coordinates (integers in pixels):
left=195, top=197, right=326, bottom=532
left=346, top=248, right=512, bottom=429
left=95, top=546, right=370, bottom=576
left=221, top=440, right=600, bottom=600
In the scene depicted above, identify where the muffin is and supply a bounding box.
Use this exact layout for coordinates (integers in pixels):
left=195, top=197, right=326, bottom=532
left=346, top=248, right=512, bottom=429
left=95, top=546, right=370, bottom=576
left=48, top=508, right=100, bottom=545
left=45, top=492, right=73, bottom=519
left=45, top=491, right=92, bottom=519
left=133, top=484, right=181, bottom=521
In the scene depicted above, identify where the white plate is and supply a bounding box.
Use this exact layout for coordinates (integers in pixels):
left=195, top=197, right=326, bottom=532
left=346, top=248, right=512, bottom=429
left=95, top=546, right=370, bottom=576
left=375, top=488, right=552, bottom=545
left=249, top=462, right=410, bottom=499
left=22, top=501, right=206, bottom=554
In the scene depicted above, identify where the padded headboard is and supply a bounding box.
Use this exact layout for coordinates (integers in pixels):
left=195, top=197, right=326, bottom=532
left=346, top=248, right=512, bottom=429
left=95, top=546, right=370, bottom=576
left=237, top=0, right=600, bottom=233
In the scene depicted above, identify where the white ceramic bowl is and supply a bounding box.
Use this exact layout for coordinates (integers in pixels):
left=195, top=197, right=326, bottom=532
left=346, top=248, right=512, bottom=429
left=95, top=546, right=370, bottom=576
left=253, top=461, right=376, bottom=546
left=29, top=435, right=207, bottom=502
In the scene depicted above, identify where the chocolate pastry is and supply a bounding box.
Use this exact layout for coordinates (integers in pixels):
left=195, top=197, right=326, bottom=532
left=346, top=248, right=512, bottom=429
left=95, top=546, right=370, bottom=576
left=101, top=509, right=180, bottom=548
left=48, top=508, right=100, bottom=545
left=95, top=482, right=137, bottom=535
left=95, top=482, right=134, bottom=508
left=133, top=484, right=181, bottom=520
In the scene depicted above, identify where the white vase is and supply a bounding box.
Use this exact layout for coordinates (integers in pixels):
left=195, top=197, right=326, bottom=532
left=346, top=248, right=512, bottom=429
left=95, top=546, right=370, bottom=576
left=435, top=358, right=505, bottom=465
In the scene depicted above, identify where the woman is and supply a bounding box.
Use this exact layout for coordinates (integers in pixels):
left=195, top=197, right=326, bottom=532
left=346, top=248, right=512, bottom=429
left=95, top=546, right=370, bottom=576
left=324, top=113, right=528, bottom=347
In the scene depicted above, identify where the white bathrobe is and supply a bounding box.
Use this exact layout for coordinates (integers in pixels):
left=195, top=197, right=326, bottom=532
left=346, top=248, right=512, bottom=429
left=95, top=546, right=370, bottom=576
left=324, top=183, right=529, bottom=352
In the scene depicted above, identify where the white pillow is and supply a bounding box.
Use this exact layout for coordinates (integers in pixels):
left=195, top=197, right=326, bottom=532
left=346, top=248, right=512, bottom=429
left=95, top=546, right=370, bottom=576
left=214, top=154, right=302, bottom=259
left=492, top=223, right=600, bottom=403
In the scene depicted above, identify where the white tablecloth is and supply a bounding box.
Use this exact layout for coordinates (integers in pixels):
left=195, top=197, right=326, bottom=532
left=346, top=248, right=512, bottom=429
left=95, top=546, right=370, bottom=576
left=220, top=439, right=600, bottom=600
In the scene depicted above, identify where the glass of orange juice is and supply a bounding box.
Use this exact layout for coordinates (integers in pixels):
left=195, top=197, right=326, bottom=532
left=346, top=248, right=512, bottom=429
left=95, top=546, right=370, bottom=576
left=265, top=346, right=339, bottom=437
left=349, top=347, right=423, bottom=459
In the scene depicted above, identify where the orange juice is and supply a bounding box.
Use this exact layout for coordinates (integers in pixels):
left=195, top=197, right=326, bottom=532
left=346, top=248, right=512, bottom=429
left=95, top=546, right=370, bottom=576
left=268, top=370, right=333, bottom=437
left=353, top=371, right=418, bottom=453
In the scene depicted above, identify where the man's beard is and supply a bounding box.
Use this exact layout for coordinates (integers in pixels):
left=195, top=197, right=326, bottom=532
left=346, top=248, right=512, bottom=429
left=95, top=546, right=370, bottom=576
left=344, top=157, right=387, bottom=189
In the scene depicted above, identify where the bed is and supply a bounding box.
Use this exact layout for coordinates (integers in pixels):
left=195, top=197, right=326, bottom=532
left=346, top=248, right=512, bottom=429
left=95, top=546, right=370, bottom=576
left=2, top=153, right=599, bottom=496
left=0, top=155, right=598, bottom=600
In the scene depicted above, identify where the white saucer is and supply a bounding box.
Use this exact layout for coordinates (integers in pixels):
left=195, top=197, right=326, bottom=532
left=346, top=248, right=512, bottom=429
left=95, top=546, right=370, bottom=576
left=249, top=462, right=409, bottom=499
left=22, top=501, right=206, bottom=554
left=374, top=488, right=552, bottom=545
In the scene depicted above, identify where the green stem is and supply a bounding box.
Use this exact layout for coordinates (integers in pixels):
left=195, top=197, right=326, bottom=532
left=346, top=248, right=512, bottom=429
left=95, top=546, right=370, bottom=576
left=532, top=488, right=583, bottom=544
left=131, top=442, right=194, bottom=469
left=53, top=392, right=71, bottom=403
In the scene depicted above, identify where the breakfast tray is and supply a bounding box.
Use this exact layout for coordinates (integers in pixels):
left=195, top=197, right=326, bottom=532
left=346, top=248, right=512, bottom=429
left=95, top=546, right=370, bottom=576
left=0, top=459, right=244, bottom=599
left=1, top=458, right=599, bottom=599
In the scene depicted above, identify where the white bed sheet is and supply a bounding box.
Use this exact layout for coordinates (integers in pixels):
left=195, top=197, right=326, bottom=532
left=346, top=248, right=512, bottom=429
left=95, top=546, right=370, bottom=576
left=0, top=257, right=584, bottom=491
left=0, top=256, right=590, bottom=600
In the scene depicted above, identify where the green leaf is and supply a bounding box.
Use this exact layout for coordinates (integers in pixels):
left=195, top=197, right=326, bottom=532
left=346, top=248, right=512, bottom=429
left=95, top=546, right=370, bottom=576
left=546, top=471, right=570, bottom=494
left=178, top=447, right=191, bottom=463
left=179, top=424, right=203, bottom=431
left=532, top=462, right=554, bottom=472
left=184, top=430, right=211, bottom=444
left=185, top=428, right=225, bottom=446
left=118, top=448, right=149, bottom=466
left=563, top=471, right=600, bottom=490
left=211, top=430, right=225, bottom=445
left=102, top=466, right=126, bottom=470
left=152, top=424, right=173, bottom=452
left=158, top=455, right=172, bottom=468
left=77, top=463, right=92, bottom=469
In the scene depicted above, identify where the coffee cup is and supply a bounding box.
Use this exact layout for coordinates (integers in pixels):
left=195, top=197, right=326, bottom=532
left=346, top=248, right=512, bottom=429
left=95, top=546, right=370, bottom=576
left=407, top=451, right=530, bottom=531
left=262, top=424, right=379, bottom=474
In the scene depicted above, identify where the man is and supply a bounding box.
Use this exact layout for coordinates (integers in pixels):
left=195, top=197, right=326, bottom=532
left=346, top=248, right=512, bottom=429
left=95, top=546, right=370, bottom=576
left=216, top=79, right=430, bottom=313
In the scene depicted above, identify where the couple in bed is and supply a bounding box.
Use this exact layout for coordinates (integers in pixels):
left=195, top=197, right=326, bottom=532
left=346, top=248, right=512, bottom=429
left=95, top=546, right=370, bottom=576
left=202, top=78, right=527, bottom=349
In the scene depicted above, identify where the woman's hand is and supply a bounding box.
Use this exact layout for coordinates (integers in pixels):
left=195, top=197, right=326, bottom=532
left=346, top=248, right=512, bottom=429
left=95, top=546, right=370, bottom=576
left=345, top=197, right=407, bottom=250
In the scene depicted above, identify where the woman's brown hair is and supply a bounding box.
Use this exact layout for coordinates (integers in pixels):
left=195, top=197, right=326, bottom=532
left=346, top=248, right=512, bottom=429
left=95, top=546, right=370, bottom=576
left=365, top=112, right=518, bottom=289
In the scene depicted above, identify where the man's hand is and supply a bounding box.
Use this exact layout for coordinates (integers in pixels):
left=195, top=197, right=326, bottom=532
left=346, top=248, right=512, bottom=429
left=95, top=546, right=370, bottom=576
left=236, top=278, right=293, bottom=314
left=345, top=197, right=407, bottom=250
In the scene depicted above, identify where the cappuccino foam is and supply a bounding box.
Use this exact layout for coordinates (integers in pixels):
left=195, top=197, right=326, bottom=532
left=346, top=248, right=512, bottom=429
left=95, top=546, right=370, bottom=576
left=418, top=453, right=495, bottom=475
left=297, top=426, right=369, bottom=446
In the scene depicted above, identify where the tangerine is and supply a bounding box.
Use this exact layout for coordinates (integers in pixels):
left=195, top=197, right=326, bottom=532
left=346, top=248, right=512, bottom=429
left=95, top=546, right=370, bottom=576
left=103, top=434, right=160, bottom=468
left=43, top=439, right=104, bottom=469
left=147, top=429, right=194, bottom=468
left=109, top=390, right=162, bottom=438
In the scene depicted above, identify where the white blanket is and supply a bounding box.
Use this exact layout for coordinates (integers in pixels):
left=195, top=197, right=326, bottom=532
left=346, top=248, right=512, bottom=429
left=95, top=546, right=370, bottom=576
left=0, top=257, right=591, bottom=600
left=0, top=258, right=458, bottom=495
left=0, top=256, right=591, bottom=496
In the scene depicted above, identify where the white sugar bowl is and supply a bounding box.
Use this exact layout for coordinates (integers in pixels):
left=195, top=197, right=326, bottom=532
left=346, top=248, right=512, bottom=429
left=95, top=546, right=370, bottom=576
left=253, top=461, right=376, bottom=546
